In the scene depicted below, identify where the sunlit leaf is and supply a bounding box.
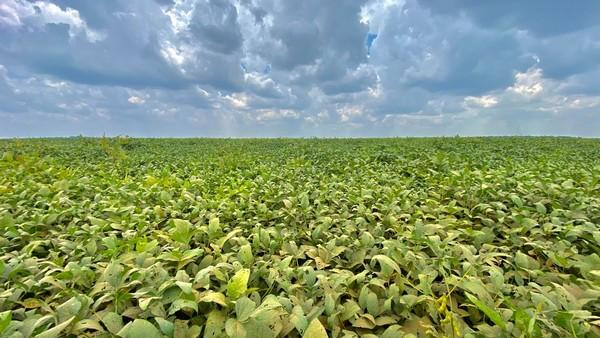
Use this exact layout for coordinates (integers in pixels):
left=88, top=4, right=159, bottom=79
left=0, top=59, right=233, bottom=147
left=228, top=269, right=250, bottom=300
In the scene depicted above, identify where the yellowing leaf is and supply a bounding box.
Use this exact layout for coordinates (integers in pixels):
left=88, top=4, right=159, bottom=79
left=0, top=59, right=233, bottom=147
left=199, top=291, right=228, bottom=306
left=303, top=318, right=328, bottom=338
left=22, top=298, right=43, bottom=309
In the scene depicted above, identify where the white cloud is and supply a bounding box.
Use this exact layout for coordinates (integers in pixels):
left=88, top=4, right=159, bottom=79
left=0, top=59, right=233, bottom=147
left=508, top=67, right=544, bottom=98
left=464, top=95, right=498, bottom=108
left=195, top=86, right=210, bottom=97
left=255, top=109, right=299, bottom=121
left=160, top=40, right=188, bottom=68
left=162, top=0, right=196, bottom=35
left=337, top=105, right=364, bottom=122
left=360, top=0, right=403, bottom=26
left=456, top=66, right=600, bottom=118
left=128, top=96, right=145, bottom=104
left=223, top=93, right=248, bottom=108
left=44, top=79, right=67, bottom=89
left=0, top=1, right=24, bottom=26
left=0, top=0, right=104, bottom=42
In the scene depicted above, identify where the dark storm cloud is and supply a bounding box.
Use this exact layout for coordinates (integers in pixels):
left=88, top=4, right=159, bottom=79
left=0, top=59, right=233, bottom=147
left=189, top=0, right=243, bottom=54
left=247, top=0, right=369, bottom=72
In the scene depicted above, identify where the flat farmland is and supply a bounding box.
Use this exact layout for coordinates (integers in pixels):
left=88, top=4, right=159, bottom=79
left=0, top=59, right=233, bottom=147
left=0, top=137, right=599, bottom=337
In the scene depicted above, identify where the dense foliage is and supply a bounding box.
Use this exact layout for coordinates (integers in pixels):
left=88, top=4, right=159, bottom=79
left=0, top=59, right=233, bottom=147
left=1, top=137, right=599, bottom=337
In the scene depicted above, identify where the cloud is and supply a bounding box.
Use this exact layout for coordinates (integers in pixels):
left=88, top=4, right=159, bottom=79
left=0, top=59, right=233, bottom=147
left=455, top=66, right=600, bottom=135
left=464, top=95, right=498, bottom=108
left=420, top=0, right=600, bottom=37
left=1, top=0, right=599, bottom=137
left=188, top=0, right=243, bottom=54
left=0, top=0, right=104, bottom=42
left=508, top=68, right=544, bottom=98
left=128, top=96, right=145, bottom=104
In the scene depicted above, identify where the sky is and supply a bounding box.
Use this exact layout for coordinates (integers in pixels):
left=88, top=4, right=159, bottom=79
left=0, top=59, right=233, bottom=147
left=1, top=0, right=600, bottom=137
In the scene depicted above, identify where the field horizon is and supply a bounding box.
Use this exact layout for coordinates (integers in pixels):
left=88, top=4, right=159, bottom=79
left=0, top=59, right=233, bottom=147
left=2, top=135, right=600, bottom=140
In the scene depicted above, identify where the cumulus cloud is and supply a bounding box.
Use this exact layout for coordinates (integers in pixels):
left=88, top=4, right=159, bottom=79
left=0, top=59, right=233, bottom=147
left=127, top=96, right=145, bottom=104
left=0, top=0, right=104, bottom=41
left=508, top=68, right=544, bottom=98
left=1, top=0, right=600, bottom=137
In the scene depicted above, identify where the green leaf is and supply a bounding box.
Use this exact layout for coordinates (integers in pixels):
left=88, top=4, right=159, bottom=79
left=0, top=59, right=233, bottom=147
left=227, top=269, right=250, bottom=300
left=168, top=298, right=198, bottom=315
left=235, top=297, right=257, bottom=322
left=155, top=317, right=174, bottom=336
left=340, top=300, right=361, bottom=321
left=358, top=285, right=369, bottom=309
left=535, top=202, right=547, bottom=214
left=371, top=255, right=401, bottom=275
left=216, top=229, right=243, bottom=247
left=117, top=319, right=162, bottom=338
left=204, top=310, right=226, bottom=338
left=513, top=308, right=530, bottom=330
left=0, top=310, right=12, bottom=333
left=188, top=325, right=202, bottom=338
left=175, top=281, right=193, bottom=294
left=0, top=214, right=15, bottom=229
left=35, top=316, right=75, bottom=338
left=290, top=305, right=308, bottom=334
left=103, top=261, right=124, bottom=288
left=515, top=251, right=539, bottom=270
left=56, top=296, right=83, bottom=323
left=208, top=217, right=221, bottom=240
left=102, top=313, right=124, bottom=334
left=460, top=279, right=493, bottom=304
left=302, top=318, right=328, bottom=338
left=170, top=219, right=193, bottom=245
left=465, top=292, right=507, bottom=330
left=353, top=315, right=376, bottom=329
left=510, top=195, right=523, bottom=207
left=515, top=251, right=529, bottom=269
left=225, top=319, right=247, bottom=338
left=72, top=319, right=104, bottom=332
left=238, top=244, right=253, bottom=266
left=381, top=325, right=404, bottom=338
left=562, top=179, right=574, bottom=189
left=366, top=293, right=379, bottom=316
